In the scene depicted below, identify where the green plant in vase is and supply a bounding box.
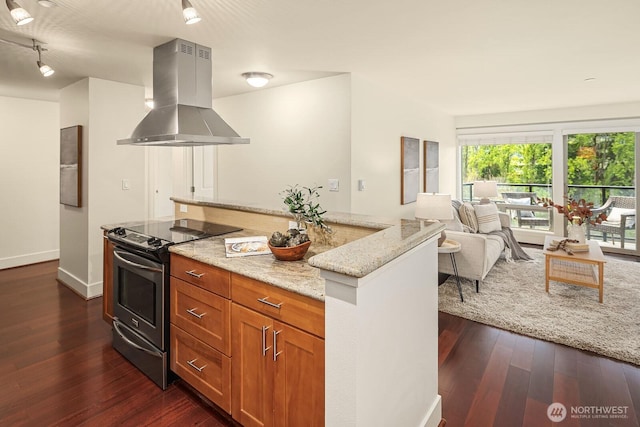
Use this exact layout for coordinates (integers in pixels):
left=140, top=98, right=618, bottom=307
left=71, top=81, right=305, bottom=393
left=280, top=184, right=333, bottom=241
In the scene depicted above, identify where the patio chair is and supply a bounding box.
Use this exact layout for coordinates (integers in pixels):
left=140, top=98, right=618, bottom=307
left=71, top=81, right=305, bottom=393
left=500, top=192, right=550, bottom=228
left=586, top=196, right=636, bottom=248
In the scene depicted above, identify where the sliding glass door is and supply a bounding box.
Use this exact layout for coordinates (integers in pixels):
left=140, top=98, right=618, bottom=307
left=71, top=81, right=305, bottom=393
left=565, top=132, right=637, bottom=254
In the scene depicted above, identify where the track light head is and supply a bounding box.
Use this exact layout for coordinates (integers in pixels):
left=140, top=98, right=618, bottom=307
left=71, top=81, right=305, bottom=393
left=6, top=0, right=33, bottom=25
left=181, top=0, right=201, bottom=24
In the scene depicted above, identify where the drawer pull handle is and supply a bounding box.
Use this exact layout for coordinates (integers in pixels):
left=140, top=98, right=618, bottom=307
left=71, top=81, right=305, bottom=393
left=187, top=359, right=207, bottom=372
left=185, top=270, right=205, bottom=278
left=257, top=297, right=282, bottom=309
left=273, top=329, right=282, bottom=361
left=262, top=325, right=271, bottom=357
left=186, top=308, right=206, bottom=319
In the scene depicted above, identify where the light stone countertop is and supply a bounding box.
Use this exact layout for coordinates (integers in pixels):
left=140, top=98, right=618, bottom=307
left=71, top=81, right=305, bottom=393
left=104, top=200, right=445, bottom=301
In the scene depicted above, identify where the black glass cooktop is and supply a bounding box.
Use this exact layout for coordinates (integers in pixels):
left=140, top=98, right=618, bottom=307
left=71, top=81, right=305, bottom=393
left=125, top=219, right=242, bottom=245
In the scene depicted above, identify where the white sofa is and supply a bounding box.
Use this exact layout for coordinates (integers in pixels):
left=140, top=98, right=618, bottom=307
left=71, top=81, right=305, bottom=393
left=438, top=209, right=511, bottom=292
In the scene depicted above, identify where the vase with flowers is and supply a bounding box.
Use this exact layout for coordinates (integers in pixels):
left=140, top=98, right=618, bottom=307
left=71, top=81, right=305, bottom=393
left=538, top=196, right=607, bottom=243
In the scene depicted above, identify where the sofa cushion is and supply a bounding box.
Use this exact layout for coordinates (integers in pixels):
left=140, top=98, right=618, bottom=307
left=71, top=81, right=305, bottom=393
left=458, top=203, right=478, bottom=233
left=442, top=206, right=464, bottom=232
left=506, top=197, right=535, bottom=217
left=474, top=203, right=502, bottom=233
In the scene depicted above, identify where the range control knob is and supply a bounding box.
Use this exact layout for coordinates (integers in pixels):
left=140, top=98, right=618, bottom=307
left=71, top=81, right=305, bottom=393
left=147, top=237, right=162, bottom=247
left=113, top=227, right=126, bottom=236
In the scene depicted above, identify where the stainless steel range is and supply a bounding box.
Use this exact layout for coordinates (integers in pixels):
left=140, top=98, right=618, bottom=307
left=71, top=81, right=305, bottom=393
left=106, top=219, right=241, bottom=389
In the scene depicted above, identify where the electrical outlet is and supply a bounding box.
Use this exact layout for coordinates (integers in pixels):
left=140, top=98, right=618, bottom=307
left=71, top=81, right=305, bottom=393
left=180, top=204, right=188, bottom=213
left=328, top=178, right=339, bottom=192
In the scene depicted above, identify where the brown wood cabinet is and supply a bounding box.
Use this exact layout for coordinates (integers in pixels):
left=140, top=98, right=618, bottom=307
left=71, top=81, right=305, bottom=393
left=102, top=234, right=114, bottom=324
left=167, top=253, right=325, bottom=426
left=231, top=277, right=325, bottom=427
left=169, top=254, right=232, bottom=413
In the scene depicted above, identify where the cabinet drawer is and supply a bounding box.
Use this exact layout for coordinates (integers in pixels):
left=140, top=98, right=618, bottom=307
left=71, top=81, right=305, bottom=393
left=171, top=324, right=231, bottom=414
left=171, top=277, right=231, bottom=356
left=231, top=274, right=325, bottom=338
left=171, top=254, right=231, bottom=298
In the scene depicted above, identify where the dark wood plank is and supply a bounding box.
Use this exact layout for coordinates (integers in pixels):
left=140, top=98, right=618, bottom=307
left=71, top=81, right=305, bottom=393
left=2, top=262, right=640, bottom=427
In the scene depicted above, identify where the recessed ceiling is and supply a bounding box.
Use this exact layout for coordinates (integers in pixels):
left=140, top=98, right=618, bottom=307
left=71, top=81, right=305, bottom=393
left=1, top=0, right=640, bottom=116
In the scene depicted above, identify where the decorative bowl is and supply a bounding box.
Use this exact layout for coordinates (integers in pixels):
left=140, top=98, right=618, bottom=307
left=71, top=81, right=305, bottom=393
left=267, top=240, right=312, bottom=261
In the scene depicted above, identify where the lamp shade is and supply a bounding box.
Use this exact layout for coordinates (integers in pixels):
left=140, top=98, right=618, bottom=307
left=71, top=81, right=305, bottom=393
left=415, top=193, right=453, bottom=220
left=474, top=180, right=498, bottom=199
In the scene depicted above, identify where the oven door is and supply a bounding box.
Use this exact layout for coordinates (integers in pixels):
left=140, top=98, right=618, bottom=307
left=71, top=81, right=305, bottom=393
left=112, top=247, right=166, bottom=350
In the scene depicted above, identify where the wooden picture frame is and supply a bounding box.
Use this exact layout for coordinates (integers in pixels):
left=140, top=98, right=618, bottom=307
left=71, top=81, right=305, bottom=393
left=60, top=125, right=82, bottom=207
left=401, top=136, right=420, bottom=204
left=424, top=140, right=439, bottom=193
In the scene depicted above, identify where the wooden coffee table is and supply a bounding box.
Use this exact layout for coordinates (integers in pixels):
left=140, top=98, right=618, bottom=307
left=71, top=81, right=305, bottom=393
left=543, top=235, right=606, bottom=303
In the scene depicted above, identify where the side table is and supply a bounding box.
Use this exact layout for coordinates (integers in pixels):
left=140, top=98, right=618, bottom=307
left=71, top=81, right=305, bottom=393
left=439, top=239, right=464, bottom=302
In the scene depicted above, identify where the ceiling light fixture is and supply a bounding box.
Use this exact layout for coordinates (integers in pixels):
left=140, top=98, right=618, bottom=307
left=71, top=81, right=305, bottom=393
left=6, top=0, right=33, bottom=25
left=33, top=39, right=54, bottom=77
left=181, top=0, right=201, bottom=24
left=37, top=0, right=57, bottom=7
left=242, top=72, right=273, bottom=88
left=145, top=98, right=155, bottom=109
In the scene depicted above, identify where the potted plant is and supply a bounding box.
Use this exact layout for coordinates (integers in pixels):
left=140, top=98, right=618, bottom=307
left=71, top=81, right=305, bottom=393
left=280, top=184, right=331, bottom=232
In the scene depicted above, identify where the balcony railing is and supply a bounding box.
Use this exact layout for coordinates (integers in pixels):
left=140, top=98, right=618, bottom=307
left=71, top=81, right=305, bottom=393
left=462, top=182, right=635, bottom=207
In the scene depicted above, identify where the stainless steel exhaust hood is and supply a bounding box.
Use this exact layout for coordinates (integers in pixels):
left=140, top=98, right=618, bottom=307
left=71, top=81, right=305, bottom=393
left=118, top=39, right=249, bottom=146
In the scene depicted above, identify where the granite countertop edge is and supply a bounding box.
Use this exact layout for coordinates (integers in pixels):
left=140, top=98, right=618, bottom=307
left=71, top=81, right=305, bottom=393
left=171, top=196, right=399, bottom=230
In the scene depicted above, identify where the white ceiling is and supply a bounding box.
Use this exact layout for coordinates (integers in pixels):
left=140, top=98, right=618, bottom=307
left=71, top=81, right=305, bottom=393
left=2, top=0, right=640, bottom=116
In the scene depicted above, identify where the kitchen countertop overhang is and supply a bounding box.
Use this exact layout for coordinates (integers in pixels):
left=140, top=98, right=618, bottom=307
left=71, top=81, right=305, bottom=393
left=106, top=198, right=445, bottom=301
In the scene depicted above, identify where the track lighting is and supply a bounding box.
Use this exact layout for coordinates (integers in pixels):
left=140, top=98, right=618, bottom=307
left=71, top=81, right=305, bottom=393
left=242, top=72, right=273, bottom=88
left=6, top=0, right=33, bottom=25
left=181, top=0, right=201, bottom=25
left=33, top=40, right=54, bottom=77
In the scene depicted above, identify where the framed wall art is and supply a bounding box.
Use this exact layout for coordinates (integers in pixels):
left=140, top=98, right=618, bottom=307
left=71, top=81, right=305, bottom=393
left=424, top=140, right=439, bottom=193
left=401, top=136, right=420, bottom=204
left=60, top=125, right=82, bottom=207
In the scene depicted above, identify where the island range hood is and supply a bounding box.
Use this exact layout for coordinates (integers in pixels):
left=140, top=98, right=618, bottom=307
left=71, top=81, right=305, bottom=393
left=118, top=38, right=249, bottom=146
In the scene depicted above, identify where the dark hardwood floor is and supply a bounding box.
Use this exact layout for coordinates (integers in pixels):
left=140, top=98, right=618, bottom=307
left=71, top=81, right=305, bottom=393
left=1, top=261, right=639, bottom=426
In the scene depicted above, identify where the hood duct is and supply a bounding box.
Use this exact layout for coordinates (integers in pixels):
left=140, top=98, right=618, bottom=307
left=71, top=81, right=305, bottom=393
left=118, top=39, right=249, bottom=146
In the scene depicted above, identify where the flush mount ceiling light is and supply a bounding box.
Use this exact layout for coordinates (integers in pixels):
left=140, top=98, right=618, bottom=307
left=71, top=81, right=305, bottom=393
left=37, top=0, right=57, bottom=7
left=242, top=72, right=273, bottom=88
left=6, top=0, right=33, bottom=25
left=181, top=0, right=201, bottom=24
left=33, top=39, right=54, bottom=76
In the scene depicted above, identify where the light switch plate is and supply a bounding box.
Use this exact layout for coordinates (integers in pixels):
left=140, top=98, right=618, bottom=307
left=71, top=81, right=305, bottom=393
left=328, top=178, right=339, bottom=192
left=121, top=179, right=130, bottom=190
left=358, top=179, right=366, bottom=191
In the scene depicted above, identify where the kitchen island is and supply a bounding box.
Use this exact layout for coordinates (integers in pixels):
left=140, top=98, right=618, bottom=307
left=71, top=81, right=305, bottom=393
left=104, top=197, right=444, bottom=427
left=171, top=197, right=444, bottom=427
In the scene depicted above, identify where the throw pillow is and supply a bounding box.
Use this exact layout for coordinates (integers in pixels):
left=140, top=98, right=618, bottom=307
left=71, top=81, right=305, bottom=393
left=458, top=202, right=478, bottom=233
left=606, top=207, right=635, bottom=223
left=474, top=203, right=502, bottom=233
left=442, top=206, right=464, bottom=232
left=507, top=197, right=535, bottom=218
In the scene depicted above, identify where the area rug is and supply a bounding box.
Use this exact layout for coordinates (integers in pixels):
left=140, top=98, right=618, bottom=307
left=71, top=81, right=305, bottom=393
left=438, top=247, right=640, bottom=366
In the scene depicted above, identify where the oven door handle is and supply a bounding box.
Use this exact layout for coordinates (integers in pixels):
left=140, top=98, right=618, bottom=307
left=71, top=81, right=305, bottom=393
left=113, top=250, right=163, bottom=273
left=112, top=318, right=162, bottom=358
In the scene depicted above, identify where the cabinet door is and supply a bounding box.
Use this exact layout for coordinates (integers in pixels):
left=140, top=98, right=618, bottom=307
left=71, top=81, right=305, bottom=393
left=232, top=303, right=274, bottom=427
left=273, top=321, right=325, bottom=427
left=102, top=236, right=114, bottom=324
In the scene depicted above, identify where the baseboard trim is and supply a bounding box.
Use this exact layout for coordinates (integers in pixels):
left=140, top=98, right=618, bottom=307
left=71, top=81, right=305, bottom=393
left=57, top=267, right=103, bottom=299
left=421, top=395, right=442, bottom=427
left=0, top=250, right=59, bottom=270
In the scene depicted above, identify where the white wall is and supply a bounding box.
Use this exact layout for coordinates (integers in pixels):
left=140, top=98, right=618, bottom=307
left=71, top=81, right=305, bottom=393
left=0, top=96, right=60, bottom=269
left=455, top=101, right=640, bottom=129
left=213, top=74, right=352, bottom=213
left=212, top=74, right=457, bottom=220
left=350, top=75, right=457, bottom=219
left=58, top=77, right=147, bottom=298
